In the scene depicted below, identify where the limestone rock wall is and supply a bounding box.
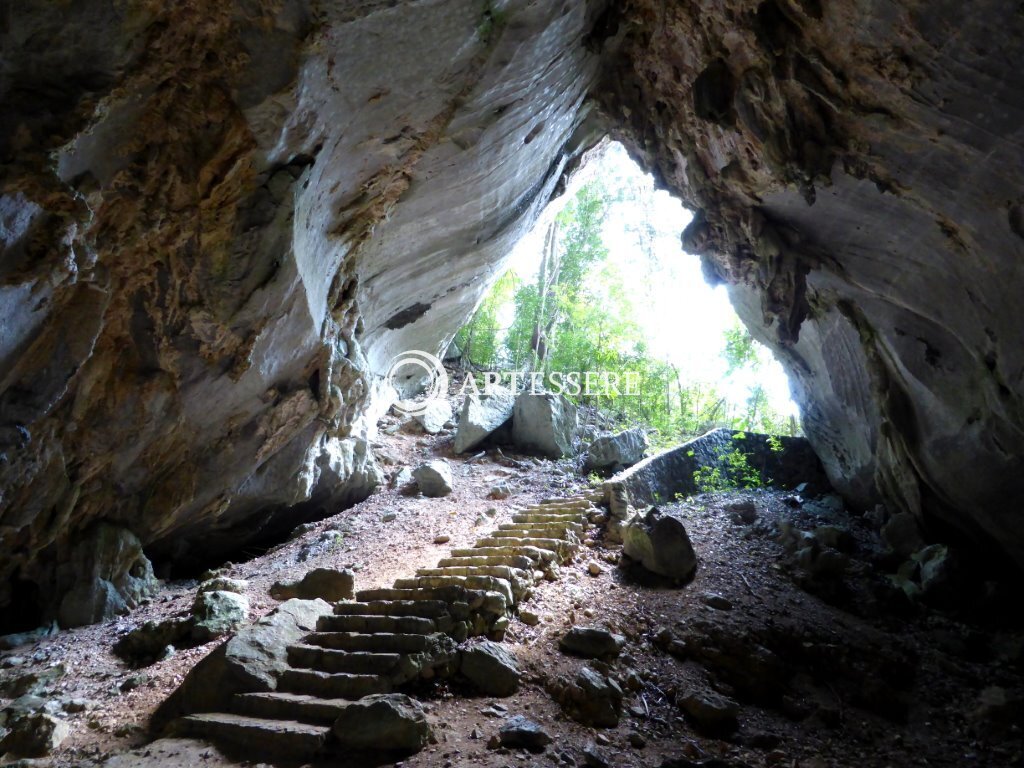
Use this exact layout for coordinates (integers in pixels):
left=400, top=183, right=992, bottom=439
left=596, top=0, right=1024, bottom=564
left=3, top=0, right=1024, bottom=620
left=0, top=0, right=605, bottom=617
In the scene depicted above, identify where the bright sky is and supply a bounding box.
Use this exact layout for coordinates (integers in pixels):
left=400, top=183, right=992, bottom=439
left=504, top=142, right=799, bottom=419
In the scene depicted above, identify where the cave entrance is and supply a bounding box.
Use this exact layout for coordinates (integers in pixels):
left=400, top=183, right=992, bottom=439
left=453, top=141, right=799, bottom=448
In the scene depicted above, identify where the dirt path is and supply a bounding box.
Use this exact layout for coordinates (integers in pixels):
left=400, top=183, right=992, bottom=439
left=1, top=408, right=1021, bottom=768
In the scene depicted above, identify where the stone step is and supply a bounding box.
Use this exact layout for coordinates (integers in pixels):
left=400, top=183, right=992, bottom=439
left=278, top=669, right=391, bottom=699
left=287, top=644, right=402, bottom=675
left=498, top=520, right=584, bottom=534
left=511, top=511, right=588, bottom=524
left=305, top=632, right=429, bottom=653
left=355, top=585, right=469, bottom=603
left=436, top=554, right=535, bottom=571
left=473, top=536, right=575, bottom=556
left=488, top=528, right=575, bottom=541
left=539, top=496, right=591, bottom=506
left=333, top=599, right=450, bottom=618
left=176, top=713, right=329, bottom=758
left=393, top=575, right=514, bottom=606
left=317, top=613, right=440, bottom=634
left=415, top=565, right=528, bottom=583
left=452, top=546, right=554, bottom=563
left=232, top=692, right=349, bottom=725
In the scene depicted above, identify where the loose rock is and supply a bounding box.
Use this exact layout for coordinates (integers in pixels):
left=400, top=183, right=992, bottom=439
left=459, top=640, right=521, bottom=696
left=623, top=507, right=698, bottom=583
left=584, top=428, right=648, bottom=471
left=0, top=712, right=70, bottom=757
left=270, top=568, right=354, bottom=602
left=454, top=387, right=515, bottom=454
left=414, top=399, right=453, bottom=434
left=190, top=590, right=249, bottom=642
left=413, top=460, right=454, bottom=497
left=679, top=689, right=740, bottom=735
left=560, top=626, right=625, bottom=659
left=511, top=391, right=578, bottom=458
left=498, top=714, right=552, bottom=752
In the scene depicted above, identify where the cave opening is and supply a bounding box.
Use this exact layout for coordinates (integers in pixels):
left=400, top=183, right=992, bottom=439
left=0, top=578, right=44, bottom=636
left=452, top=140, right=800, bottom=449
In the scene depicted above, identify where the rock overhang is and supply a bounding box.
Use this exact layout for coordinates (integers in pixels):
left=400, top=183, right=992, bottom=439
left=3, top=0, right=1024, bottom=622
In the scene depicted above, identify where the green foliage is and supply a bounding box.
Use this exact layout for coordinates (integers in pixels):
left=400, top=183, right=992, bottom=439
left=692, top=438, right=764, bottom=492
left=455, top=271, right=518, bottom=369
left=452, top=170, right=800, bottom=447
left=723, top=323, right=758, bottom=374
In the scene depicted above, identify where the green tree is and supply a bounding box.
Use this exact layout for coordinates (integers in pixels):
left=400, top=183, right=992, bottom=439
left=455, top=271, right=518, bottom=368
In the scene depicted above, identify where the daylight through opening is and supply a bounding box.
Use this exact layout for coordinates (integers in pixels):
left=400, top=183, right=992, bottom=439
left=451, top=142, right=800, bottom=451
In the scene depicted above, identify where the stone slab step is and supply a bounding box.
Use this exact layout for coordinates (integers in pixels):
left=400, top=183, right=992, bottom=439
left=539, top=496, right=592, bottom=506
left=305, top=632, right=430, bottom=652
left=232, top=692, right=349, bottom=724
left=488, top=528, right=574, bottom=540
left=393, top=575, right=513, bottom=606
left=355, top=586, right=469, bottom=603
left=473, top=536, right=574, bottom=555
left=317, top=614, right=439, bottom=634
left=333, top=599, right=450, bottom=618
left=176, top=713, right=329, bottom=757
left=498, top=521, right=584, bottom=533
left=287, top=644, right=401, bottom=674
left=278, top=669, right=391, bottom=699
left=511, top=512, right=588, bottom=524
left=452, top=546, right=553, bottom=563
left=436, top=554, right=535, bottom=571
left=415, top=565, right=528, bottom=583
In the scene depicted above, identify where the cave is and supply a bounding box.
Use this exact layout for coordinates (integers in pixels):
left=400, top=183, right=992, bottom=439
left=1, top=0, right=1023, bottom=764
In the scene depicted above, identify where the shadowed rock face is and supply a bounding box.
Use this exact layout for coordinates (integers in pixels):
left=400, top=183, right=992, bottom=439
left=0, top=0, right=604, bottom=615
left=596, top=0, right=1024, bottom=566
left=1, top=0, right=1022, bottom=618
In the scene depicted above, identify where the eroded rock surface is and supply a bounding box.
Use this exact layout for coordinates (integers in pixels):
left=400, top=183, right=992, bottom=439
left=3, top=0, right=1024, bottom=620
left=0, top=0, right=605, bottom=616
left=596, top=0, right=1024, bottom=565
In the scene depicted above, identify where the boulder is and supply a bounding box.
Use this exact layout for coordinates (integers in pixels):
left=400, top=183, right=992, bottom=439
left=332, top=693, right=431, bottom=753
left=0, top=711, right=69, bottom=757
left=559, top=626, right=625, bottom=659
left=191, top=590, right=249, bottom=642
left=498, top=715, right=552, bottom=752
left=0, top=623, right=57, bottom=651
left=0, top=664, right=65, bottom=698
left=724, top=500, right=758, bottom=525
left=152, top=599, right=332, bottom=732
left=415, top=399, right=453, bottom=434
left=56, top=524, right=158, bottom=628
left=454, top=387, right=515, bottom=454
left=881, top=512, right=926, bottom=558
left=511, top=391, right=577, bottom=458
left=622, top=507, right=698, bottom=583
left=584, top=428, right=648, bottom=471
left=487, top=482, right=512, bottom=500
left=271, top=568, right=355, bottom=602
left=113, top=617, right=193, bottom=665
left=459, top=640, right=521, bottom=696
left=561, top=667, right=623, bottom=727
left=390, top=467, right=414, bottom=488
left=679, top=689, right=740, bottom=735
left=413, top=460, right=454, bottom=497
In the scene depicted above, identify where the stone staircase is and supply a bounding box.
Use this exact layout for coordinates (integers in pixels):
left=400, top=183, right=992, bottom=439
left=172, top=495, right=601, bottom=759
